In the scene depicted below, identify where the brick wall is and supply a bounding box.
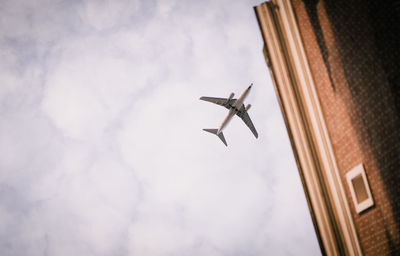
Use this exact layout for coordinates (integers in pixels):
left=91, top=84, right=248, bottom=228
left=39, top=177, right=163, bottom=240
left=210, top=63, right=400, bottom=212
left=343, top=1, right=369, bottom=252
left=291, top=0, right=400, bottom=254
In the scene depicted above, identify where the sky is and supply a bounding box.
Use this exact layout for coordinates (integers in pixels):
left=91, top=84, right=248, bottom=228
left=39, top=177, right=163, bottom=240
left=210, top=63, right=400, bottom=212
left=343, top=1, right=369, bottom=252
left=0, top=0, right=320, bottom=255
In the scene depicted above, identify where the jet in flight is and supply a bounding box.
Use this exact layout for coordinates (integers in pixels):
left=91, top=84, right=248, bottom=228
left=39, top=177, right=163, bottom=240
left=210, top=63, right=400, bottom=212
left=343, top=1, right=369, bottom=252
left=200, top=84, right=258, bottom=146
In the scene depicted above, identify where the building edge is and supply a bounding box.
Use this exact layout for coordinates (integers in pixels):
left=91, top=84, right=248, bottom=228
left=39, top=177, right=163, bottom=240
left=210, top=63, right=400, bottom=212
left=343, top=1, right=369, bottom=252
left=254, top=1, right=362, bottom=255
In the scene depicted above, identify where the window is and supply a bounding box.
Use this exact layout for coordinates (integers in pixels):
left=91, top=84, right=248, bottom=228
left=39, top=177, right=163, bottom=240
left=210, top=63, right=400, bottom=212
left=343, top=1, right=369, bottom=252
left=346, top=164, right=374, bottom=213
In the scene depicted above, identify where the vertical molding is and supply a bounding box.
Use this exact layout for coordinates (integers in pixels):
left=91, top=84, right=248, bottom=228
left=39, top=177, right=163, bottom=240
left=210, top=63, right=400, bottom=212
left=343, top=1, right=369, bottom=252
left=255, top=1, right=362, bottom=255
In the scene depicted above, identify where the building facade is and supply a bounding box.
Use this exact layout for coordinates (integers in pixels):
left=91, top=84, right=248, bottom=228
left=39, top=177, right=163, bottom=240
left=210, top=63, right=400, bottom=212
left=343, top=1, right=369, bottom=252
left=255, top=0, right=400, bottom=255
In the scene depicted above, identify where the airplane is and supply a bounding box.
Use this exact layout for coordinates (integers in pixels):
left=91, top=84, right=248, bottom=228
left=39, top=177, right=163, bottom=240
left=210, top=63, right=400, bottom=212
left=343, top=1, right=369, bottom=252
left=200, top=83, right=258, bottom=146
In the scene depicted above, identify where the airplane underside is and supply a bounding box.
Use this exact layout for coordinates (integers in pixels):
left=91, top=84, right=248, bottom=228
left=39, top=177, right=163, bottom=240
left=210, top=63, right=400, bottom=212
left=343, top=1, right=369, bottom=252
left=200, top=84, right=258, bottom=146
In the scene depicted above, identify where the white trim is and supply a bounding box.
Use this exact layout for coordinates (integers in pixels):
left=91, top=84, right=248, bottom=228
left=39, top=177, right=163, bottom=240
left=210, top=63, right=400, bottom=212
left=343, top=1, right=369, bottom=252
left=255, top=1, right=362, bottom=255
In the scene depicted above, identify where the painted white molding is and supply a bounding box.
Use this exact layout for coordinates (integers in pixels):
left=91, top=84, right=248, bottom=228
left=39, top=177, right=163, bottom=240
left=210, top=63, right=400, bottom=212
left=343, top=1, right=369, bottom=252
left=255, top=1, right=362, bottom=255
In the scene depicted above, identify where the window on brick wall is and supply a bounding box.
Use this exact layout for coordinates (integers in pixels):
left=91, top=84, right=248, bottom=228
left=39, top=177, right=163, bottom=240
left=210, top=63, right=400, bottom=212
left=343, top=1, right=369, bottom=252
left=346, top=164, right=374, bottom=213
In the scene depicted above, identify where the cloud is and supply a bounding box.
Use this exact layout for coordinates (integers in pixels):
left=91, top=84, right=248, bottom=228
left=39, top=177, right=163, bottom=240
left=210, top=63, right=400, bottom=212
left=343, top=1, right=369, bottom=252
left=79, top=0, right=141, bottom=31
left=42, top=35, right=146, bottom=141
left=0, top=0, right=320, bottom=255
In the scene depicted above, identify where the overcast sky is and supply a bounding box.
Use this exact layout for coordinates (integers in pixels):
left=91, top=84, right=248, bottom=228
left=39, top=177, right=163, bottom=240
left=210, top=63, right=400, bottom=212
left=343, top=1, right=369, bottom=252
left=0, top=0, right=320, bottom=255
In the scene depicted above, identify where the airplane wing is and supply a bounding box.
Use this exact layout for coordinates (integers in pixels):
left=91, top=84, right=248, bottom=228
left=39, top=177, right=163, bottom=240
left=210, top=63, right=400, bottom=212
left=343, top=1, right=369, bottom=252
left=199, top=96, right=236, bottom=109
left=237, top=105, right=258, bottom=138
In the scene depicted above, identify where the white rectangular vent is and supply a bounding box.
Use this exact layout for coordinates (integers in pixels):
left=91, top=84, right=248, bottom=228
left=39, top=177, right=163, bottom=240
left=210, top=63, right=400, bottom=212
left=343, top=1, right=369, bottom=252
left=346, top=164, right=374, bottom=214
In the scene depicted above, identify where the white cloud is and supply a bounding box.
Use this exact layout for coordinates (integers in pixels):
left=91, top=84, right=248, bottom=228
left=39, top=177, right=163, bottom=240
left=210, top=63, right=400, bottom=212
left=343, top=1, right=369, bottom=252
left=0, top=49, right=19, bottom=101
left=80, top=0, right=141, bottom=31
left=0, top=0, right=320, bottom=255
left=42, top=34, right=151, bottom=141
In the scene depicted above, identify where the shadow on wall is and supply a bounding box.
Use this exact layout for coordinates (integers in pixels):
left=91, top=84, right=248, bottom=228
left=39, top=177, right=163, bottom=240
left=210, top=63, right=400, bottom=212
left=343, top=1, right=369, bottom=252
left=307, top=0, right=400, bottom=253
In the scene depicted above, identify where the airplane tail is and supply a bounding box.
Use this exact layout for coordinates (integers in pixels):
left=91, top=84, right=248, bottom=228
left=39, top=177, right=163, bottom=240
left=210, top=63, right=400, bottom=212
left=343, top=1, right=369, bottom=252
left=203, top=129, right=228, bottom=146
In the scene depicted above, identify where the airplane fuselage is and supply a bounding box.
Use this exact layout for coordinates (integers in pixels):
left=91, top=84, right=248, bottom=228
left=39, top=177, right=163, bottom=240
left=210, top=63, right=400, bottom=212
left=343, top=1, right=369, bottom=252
left=217, top=84, right=252, bottom=135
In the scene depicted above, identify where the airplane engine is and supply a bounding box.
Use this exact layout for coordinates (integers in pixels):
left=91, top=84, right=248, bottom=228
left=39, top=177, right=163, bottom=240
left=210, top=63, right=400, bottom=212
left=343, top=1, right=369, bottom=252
left=245, top=104, right=251, bottom=111
left=226, top=92, right=234, bottom=104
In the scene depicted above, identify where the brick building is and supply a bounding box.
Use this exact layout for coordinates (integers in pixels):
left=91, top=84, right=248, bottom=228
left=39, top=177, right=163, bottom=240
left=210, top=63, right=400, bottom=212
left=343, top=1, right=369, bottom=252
left=255, top=0, right=400, bottom=255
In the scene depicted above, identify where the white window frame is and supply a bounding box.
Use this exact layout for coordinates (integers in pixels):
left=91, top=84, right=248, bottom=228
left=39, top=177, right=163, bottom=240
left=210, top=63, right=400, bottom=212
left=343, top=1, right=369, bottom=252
left=346, top=164, right=374, bottom=213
